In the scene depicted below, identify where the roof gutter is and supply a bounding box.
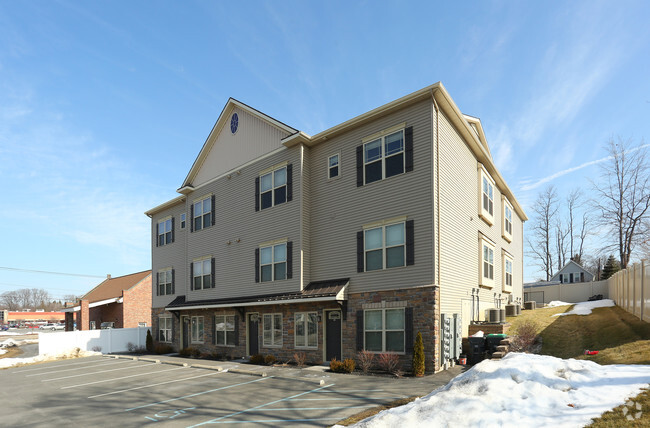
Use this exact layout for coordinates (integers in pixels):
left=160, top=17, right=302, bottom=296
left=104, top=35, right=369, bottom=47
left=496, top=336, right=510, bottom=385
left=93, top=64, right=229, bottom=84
left=166, top=295, right=343, bottom=312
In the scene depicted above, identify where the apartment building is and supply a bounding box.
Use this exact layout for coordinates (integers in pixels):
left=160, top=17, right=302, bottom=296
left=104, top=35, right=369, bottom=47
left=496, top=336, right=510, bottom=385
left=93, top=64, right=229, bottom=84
left=145, top=82, right=526, bottom=372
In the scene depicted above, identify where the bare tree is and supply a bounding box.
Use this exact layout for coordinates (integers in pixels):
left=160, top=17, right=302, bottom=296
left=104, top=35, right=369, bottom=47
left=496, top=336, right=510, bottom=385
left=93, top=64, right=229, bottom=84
left=0, top=288, right=53, bottom=311
left=592, top=138, right=650, bottom=269
left=0, top=291, right=21, bottom=311
left=528, top=185, right=559, bottom=280
left=555, top=219, right=569, bottom=270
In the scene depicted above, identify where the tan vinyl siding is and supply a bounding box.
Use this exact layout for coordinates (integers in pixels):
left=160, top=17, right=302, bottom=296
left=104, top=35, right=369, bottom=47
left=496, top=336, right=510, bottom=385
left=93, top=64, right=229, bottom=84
left=193, top=106, right=291, bottom=187
left=309, top=100, right=434, bottom=293
left=152, top=200, right=187, bottom=308
left=300, top=144, right=311, bottom=289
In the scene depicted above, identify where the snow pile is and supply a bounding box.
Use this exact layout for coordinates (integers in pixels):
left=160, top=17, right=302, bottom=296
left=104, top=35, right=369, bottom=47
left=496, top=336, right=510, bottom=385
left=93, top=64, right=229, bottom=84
left=547, top=301, right=571, bottom=307
left=0, top=331, right=21, bottom=336
left=552, top=299, right=615, bottom=317
left=348, top=353, right=650, bottom=428
left=0, top=348, right=101, bottom=369
left=0, top=338, right=38, bottom=348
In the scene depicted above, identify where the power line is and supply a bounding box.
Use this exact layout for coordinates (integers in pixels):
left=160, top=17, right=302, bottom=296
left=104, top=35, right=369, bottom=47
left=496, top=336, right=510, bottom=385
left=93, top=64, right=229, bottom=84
left=0, top=266, right=105, bottom=279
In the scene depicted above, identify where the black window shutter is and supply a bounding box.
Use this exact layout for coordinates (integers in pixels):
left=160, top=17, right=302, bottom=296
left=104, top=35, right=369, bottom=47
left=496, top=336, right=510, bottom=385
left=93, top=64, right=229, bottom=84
left=213, top=315, right=217, bottom=345
left=190, top=262, right=194, bottom=291
left=171, top=217, right=175, bottom=243
left=406, top=220, right=415, bottom=266
left=171, top=269, right=175, bottom=295
left=211, top=257, right=216, bottom=288
left=356, top=310, right=364, bottom=351
left=156, top=320, right=160, bottom=341
left=405, top=307, right=414, bottom=353
left=357, top=231, right=364, bottom=273
left=286, top=241, right=293, bottom=279
left=211, top=195, right=216, bottom=226
left=405, top=126, right=414, bottom=172
left=155, top=223, right=159, bottom=247
left=286, top=164, right=293, bottom=202
left=356, top=145, right=363, bottom=187
left=190, top=203, right=194, bottom=232
left=255, top=177, right=260, bottom=212
left=234, top=315, right=239, bottom=346
left=156, top=272, right=159, bottom=296
left=255, top=248, right=260, bottom=283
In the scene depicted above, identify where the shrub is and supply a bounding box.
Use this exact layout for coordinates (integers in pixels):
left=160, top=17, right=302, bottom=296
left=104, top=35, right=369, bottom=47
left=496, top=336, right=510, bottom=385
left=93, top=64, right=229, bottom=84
left=412, top=332, right=425, bottom=376
left=341, top=358, right=355, bottom=373
left=154, top=344, right=174, bottom=355
left=250, top=354, right=265, bottom=365
left=146, top=330, right=153, bottom=352
left=329, top=358, right=343, bottom=372
left=126, top=342, right=136, bottom=353
left=91, top=346, right=102, bottom=353
left=179, top=347, right=198, bottom=358
left=293, top=351, right=307, bottom=368
left=378, top=353, right=400, bottom=375
left=264, top=354, right=277, bottom=365
left=509, top=320, right=540, bottom=353
left=357, top=350, right=375, bottom=374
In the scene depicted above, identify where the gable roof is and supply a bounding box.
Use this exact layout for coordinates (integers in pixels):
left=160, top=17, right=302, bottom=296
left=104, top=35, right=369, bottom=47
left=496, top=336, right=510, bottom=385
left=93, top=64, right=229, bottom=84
left=551, top=260, right=594, bottom=279
left=180, top=98, right=297, bottom=190
left=82, top=270, right=152, bottom=303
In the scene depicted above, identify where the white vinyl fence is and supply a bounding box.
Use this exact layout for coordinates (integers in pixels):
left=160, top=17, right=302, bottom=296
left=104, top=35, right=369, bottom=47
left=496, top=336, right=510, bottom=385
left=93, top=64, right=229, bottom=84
left=524, top=280, right=608, bottom=305
left=608, top=261, right=650, bottom=322
left=39, top=327, right=150, bottom=355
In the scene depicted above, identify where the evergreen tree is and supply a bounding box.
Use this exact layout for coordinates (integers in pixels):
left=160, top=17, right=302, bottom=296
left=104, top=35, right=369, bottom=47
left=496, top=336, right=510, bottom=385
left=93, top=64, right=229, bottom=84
left=146, top=329, right=154, bottom=352
left=412, top=331, right=425, bottom=376
left=601, top=255, right=621, bottom=280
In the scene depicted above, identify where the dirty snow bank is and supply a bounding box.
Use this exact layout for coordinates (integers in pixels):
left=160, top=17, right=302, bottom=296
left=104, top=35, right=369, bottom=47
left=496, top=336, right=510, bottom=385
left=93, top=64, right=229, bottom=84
left=552, top=299, right=615, bottom=317
left=346, top=353, right=650, bottom=428
left=548, top=301, right=571, bottom=307
left=0, top=348, right=101, bottom=369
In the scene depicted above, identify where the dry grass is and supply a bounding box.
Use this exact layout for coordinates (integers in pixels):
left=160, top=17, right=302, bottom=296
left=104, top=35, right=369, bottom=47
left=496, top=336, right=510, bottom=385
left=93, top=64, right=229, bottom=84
left=333, top=396, right=419, bottom=426
left=0, top=346, right=24, bottom=359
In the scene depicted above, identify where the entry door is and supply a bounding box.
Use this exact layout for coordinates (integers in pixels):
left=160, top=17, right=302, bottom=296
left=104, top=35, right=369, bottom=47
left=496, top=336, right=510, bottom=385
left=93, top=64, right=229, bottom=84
left=325, top=310, right=342, bottom=361
left=248, top=313, right=259, bottom=356
left=182, top=317, right=190, bottom=349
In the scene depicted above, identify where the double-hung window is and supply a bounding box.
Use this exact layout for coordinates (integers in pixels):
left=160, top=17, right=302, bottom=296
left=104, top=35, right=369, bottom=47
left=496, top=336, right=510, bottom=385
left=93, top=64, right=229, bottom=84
left=364, top=222, right=405, bottom=271
left=192, top=258, right=213, bottom=290
left=215, top=315, right=236, bottom=346
left=260, top=166, right=287, bottom=209
left=503, top=198, right=513, bottom=242
left=193, top=196, right=213, bottom=231
left=364, top=129, right=404, bottom=184
left=364, top=308, right=405, bottom=353
left=157, top=269, right=174, bottom=296
left=263, top=313, right=282, bottom=347
left=157, top=218, right=172, bottom=246
left=191, top=316, right=204, bottom=343
left=159, top=316, right=172, bottom=343
left=328, top=154, right=340, bottom=179
left=503, top=253, right=513, bottom=292
left=479, top=166, right=495, bottom=225
left=260, top=243, right=286, bottom=282
left=480, top=236, right=495, bottom=288
left=294, top=312, right=318, bottom=348
left=180, top=213, right=186, bottom=229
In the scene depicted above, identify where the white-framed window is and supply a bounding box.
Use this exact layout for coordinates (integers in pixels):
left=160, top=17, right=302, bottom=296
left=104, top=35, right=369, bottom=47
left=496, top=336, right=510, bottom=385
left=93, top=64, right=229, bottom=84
left=215, top=315, right=236, bottom=346
left=364, top=222, right=405, bottom=271
left=364, top=308, right=405, bottom=353
left=502, top=198, right=513, bottom=242
left=138, top=322, right=147, bottom=327
left=260, top=166, right=287, bottom=210
left=180, top=213, right=186, bottom=229
left=263, top=313, right=282, bottom=347
left=159, top=316, right=172, bottom=343
left=260, top=243, right=287, bottom=282
left=479, top=166, right=495, bottom=225
left=328, top=154, right=340, bottom=179
left=193, top=196, right=212, bottom=231
left=294, top=312, right=318, bottom=348
left=158, top=218, right=172, bottom=246
left=157, top=269, right=174, bottom=295
left=480, top=236, right=495, bottom=288
left=503, top=253, right=513, bottom=293
left=192, top=258, right=213, bottom=290
left=191, top=316, right=204, bottom=343
left=364, top=129, right=404, bottom=185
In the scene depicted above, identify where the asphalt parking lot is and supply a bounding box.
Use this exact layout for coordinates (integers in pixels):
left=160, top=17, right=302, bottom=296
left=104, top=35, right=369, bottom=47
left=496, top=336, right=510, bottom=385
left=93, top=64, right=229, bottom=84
left=0, top=355, right=463, bottom=427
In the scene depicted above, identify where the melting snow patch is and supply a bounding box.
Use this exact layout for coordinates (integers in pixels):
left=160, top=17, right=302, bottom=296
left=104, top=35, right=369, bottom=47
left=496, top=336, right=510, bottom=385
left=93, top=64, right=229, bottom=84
left=344, top=353, right=650, bottom=428
left=0, top=348, right=101, bottom=369
left=547, top=301, right=572, bottom=308
left=552, top=299, right=615, bottom=317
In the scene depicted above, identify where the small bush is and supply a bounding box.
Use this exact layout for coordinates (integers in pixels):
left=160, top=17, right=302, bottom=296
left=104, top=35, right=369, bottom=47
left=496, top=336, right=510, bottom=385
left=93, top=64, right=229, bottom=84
left=293, top=351, right=307, bottom=368
left=126, top=342, right=136, bottom=353
left=250, top=354, right=265, bottom=365
left=264, top=354, right=277, bottom=365
left=146, top=330, right=153, bottom=352
left=412, top=332, right=425, bottom=376
left=179, top=347, right=198, bottom=358
left=154, top=344, right=174, bottom=355
left=330, top=357, right=355, bottom=373
left=329, top=357, right=343, bottom=372
left=509, top=320, right=540, bottom=353
left=341, top=358, right=355, bottom=373
left=357, top=350, right=375, bottom=374
left=91, top=346, right=102, bottom=353
left=378, top=353, right=401, bottom=375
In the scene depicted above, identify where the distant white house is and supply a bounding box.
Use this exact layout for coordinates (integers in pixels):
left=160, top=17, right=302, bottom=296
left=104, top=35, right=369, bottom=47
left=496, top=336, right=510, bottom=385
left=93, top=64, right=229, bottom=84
left=550, top=260, right=594, bottom=284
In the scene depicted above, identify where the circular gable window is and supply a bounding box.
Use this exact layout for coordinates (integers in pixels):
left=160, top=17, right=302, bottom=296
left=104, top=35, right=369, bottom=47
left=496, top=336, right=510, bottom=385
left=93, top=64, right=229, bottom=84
left=230, top=113, right=239, bottom=134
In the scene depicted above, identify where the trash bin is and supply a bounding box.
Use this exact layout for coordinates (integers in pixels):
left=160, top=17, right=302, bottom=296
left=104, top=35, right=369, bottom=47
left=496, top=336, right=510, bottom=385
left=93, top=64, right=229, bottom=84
left=468, top=336, right=486, bottom=365
left=486, top=334, right=507, bottom=355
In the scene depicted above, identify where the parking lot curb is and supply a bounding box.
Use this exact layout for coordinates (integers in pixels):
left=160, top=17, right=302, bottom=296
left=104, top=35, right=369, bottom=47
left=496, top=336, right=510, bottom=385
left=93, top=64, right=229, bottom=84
left=190, top=363, right=223, bottom=371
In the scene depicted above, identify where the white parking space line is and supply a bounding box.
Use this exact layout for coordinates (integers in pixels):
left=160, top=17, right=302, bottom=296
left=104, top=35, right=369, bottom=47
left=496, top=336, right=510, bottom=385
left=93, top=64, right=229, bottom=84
left=124, top=376, right=272, bottom=412
left=42, top=362, right=152, bottom=382
left=14, top=357, right=111, bottom=373
left=61, top=366, right=188, bottom=389
left=26, top=360, right=133, bottom=377
left=202, top=418, right=341, bottom=424
left=290, top=396, right=404, bottom=401
left=249, top=405, right=372, bottom=411
left=188, top=383, right=334, bottom=427
left=87, top=370, right=225, bottom=399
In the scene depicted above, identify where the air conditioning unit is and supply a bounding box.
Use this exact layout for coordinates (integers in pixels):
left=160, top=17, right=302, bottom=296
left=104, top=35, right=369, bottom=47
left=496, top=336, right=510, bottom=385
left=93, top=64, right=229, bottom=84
left=524, top=301, right=536, bottom=310
left=505, top=304, right=516, bottom=317
left=499, top=308, right=506, bottom=323
left=485, top=308, right=501, bottom=323
left=515, top=304, right=521, bottom=316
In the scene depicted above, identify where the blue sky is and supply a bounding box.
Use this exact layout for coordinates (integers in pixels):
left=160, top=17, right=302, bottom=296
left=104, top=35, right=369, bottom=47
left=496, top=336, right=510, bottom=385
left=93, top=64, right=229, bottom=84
left=1, top=0, right=649, bottom=299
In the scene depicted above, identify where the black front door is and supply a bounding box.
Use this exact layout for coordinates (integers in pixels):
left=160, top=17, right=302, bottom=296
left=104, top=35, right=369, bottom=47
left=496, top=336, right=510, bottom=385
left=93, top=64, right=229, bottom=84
left=326, top=310, right=342, bottom=361
left=248, top=314, right=259, bottom=356
left=182, top=317, right=190, bottom=349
